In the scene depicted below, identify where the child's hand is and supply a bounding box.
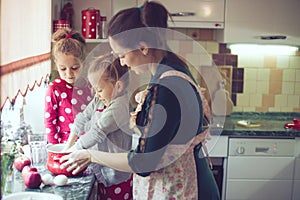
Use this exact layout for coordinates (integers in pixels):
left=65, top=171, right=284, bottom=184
left=61, top=144, right=71, bottom=152
left=61, top=146, right=70, bottom=153
left=62, top=132, right=78, bottom=152
left=61, top=145, right=76, bottom=153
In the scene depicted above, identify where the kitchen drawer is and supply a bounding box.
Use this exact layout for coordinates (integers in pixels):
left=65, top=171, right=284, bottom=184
left=226, top=180, right=293, bottom=200
left=227, top=157, right=295, bottom=179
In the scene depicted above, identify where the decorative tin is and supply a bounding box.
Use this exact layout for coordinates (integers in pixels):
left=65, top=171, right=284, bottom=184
left=81, top=8, right=100, bottom=39
left=53, top=20, right=70, bottom=33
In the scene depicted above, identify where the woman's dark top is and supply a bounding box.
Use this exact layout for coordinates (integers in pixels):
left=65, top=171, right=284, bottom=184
left=127, top=55, right=220, bottom=199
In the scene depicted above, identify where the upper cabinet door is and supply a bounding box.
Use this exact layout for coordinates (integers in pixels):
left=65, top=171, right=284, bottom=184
left=137, top=0, right=225, bottom=29
left=112, top=0, right=138, bottom=15
left=216, top=0, right=300, bottom=45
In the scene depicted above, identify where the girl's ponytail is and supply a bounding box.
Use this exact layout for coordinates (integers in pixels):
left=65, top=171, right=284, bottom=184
left=52, top=28, right=86, bottom=62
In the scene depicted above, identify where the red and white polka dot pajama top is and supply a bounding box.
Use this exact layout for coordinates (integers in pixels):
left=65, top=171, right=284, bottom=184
left=44, top=78, right=92, bottom=144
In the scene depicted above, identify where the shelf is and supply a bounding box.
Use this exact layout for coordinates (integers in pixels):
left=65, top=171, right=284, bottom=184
left=85, top=39, right=108, bottom=43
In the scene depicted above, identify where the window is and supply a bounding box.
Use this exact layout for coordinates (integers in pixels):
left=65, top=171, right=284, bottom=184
left=0, top=0, right=52, bottom=109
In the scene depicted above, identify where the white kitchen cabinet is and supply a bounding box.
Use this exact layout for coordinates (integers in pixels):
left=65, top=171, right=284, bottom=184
left=206, top=135, right=228, bottom=157
left=216, top=0, right=300, bottom=45
left=137, top=0, right=225, bottom=29
left=112, top=0, right=138, bottom=15
left=293, top=138, right=300, bottom=200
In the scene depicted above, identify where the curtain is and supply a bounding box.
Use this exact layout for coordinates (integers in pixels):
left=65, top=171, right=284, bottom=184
left=0, top=0, right=52, bottom=110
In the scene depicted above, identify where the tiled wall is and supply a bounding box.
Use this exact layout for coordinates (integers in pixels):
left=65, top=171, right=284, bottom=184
left=236, top=53, right=300, bottom=112
left=171, top=28, right=300, bottom=112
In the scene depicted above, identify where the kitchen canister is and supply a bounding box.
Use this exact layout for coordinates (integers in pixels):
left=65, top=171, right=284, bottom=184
left=81, top=8, right=100, bottom=39
left=100, top=16, right=107, bottom=39
left=53, top=19, right=70, bottom=33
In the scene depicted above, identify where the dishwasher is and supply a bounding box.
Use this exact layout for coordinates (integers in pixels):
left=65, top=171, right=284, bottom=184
left=225, top=138, right=295, bottom=200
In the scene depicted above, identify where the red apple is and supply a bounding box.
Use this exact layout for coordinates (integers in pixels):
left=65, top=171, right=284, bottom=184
left=22, top=166, right=42, bottom=188
left=14, top=155, right=31, bottom=171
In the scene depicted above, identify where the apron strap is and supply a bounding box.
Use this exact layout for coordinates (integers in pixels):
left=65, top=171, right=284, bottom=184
left=160, top=70, right=213, bottom=169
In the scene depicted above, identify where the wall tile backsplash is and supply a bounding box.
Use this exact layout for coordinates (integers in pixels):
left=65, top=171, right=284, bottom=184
left=172, top=28, right=300, bottom=112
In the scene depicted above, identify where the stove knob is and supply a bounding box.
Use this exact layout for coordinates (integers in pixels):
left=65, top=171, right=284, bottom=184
left=236, top=146, right=245, bottom=154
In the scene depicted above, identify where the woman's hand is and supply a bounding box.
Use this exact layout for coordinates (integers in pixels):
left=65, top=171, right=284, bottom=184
left=59, top=149, right=91, bottom=175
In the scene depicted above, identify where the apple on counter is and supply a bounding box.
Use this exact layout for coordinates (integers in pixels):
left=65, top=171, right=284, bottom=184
left=13, top=155, right=31, bottom=171
left=22, top=166, right=42, bottom=188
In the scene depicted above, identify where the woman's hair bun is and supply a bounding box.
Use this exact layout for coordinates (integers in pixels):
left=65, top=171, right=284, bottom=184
left=140, top=1, right=169, bottom=28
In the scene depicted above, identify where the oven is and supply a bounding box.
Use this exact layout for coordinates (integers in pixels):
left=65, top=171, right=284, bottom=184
left=225, top=138, right=295, bottom=200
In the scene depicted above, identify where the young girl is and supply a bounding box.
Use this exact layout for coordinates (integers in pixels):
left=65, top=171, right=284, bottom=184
left=63, top=53, right=133, bottom=200
left=44, top=28, right=92, bottom=144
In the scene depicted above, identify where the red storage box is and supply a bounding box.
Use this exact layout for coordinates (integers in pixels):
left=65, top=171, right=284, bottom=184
left=81, top=8, right=100, bottom=39
left=53, top=20, right=70, bottom=33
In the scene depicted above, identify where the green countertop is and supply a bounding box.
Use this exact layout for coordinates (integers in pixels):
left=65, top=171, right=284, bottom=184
left=211, top=112, right=300, bottom=138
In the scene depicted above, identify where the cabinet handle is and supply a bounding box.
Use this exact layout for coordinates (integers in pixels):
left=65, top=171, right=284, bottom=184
left=170, top=12, right=195, bottom=17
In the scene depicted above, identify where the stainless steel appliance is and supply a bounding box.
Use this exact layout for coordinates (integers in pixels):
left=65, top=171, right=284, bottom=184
left=225, top=138, right=295, bottom=200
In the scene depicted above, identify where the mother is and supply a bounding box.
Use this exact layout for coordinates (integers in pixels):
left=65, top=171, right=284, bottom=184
left=60, top=1, right=220, bottom=199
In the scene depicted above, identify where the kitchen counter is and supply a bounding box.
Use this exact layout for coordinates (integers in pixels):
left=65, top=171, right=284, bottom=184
left=211, top=112, right=300, bottom=138
left=4, top=167, right=97, bottom=200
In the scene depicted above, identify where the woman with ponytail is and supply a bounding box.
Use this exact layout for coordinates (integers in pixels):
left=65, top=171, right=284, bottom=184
left=60, top=1, right=220, bottom=199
